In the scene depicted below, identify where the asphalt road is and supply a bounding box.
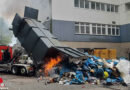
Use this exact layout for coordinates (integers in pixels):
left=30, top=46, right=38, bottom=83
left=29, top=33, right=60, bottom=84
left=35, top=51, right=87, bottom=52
left=0, top=72, right=130, bottom=90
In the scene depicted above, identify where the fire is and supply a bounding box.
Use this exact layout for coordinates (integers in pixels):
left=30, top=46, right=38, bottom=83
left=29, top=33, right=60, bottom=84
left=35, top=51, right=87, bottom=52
left=44, top=56, right=62, bottom=76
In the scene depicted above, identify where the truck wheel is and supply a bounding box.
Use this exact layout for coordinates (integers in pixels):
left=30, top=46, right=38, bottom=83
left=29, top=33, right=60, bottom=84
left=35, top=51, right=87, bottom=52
left=11, top=66, right=17, bottom=75
left=20, top=67, right=27, bottom=75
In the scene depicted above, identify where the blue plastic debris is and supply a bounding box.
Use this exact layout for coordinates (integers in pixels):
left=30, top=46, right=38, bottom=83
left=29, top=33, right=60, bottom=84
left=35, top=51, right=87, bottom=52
left=106, top=60, right=112, bottom=63
left=105, top=68, right=112, bottom=75
left=114, top=61, right=118, bottom=66
left=70, top=71, right=84, bottom=84
left=92, top=56, right=100, bottom=60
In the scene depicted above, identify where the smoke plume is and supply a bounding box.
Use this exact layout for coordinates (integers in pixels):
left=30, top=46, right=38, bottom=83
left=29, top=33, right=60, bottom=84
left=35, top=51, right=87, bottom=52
left=0, top=0, right=48, bottom=45
left=0, top=18, right=12, bottom=45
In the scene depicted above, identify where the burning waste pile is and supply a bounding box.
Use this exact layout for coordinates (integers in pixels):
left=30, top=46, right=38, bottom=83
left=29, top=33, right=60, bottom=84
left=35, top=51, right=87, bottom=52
left=38, top=52, right=130, bottom=86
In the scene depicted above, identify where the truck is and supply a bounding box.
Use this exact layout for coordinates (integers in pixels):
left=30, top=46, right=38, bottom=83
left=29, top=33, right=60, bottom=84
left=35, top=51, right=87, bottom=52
left=0, top=45, right=34, bottom=75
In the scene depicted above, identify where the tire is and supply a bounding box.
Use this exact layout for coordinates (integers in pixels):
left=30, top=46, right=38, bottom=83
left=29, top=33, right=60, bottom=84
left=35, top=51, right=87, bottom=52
left=11, top=66, right=17, bottom=75
left=20, top=67, right=27, bottom=75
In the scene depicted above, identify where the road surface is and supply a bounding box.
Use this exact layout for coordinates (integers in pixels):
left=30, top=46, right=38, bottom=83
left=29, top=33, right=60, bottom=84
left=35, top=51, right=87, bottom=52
left=0, top=72, right=130, bottom=90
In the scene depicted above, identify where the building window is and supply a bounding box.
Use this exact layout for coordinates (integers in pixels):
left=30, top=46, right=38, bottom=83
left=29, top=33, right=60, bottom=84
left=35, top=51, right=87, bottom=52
left=111, top=5, right=115, bottom=12
left=115, top=5, right=118, bottom=12
left=75, top=22, right=120, bottom=36
left=101, top=3, right=105, bottom=11
left=74, top=1, right=118, bottom=12
left=108, top=26, right=111, bottom=35
left=85, top=0, right=89, bottom=8
left=126, top=3, right=130, bottom=11
left=96, top=2, right=100, bottom=10
left=86, top=23, right=90, bottom=34
left=116, top=26, right=120, bottom=36
left=102, top=25, right=106, bottom=35
left=75, top=22, right=80, bottom=34
left=80, top=0, right=84, bottom=8
left=91, top=2, right=96, bottom=9
left=97, top=24, right=101, bottom=35
left=74, top=0, right=79, bottom=7
left=74, top=0, right=119, bottom=13
left=112, top=26, right=116, bottom=35
left=80, top=23, right=85, bottom=34
left=107, top=4, right=111, bottom=12
left=92, top=24, right=96, bottom=34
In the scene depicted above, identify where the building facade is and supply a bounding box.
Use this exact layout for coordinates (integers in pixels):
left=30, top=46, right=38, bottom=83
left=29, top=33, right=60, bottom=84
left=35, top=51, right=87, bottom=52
left=42, top=0, right=130, bottom=58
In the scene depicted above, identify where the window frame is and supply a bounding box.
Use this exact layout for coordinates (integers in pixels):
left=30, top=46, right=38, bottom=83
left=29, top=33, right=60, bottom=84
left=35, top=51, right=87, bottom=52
left=75, top=22, right=120, bottom=36
left=74, top=0, right=79, bottom=7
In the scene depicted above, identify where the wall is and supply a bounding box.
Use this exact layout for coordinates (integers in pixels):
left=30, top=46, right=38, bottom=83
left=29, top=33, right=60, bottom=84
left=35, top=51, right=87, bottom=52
left=52, top=0, right=120, bottom=25
left=60, top=41, right=121, bottom=57
left=121, top=24, right=130, bottom=42
left=120, top=42, right=130, bottom=58
left=52, top=20, right=121, bottom=42
left=119, top=1, right=130, bottom=25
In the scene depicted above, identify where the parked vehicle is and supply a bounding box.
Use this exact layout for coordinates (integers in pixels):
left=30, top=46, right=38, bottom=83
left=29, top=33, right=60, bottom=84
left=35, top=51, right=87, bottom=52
left=0, top=46, right=34, bottom=76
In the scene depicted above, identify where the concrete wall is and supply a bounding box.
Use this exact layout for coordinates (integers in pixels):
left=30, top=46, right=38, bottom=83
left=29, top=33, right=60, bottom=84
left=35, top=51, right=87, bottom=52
left=52, top=0, right=120, bottom=25
left=121, top=24, right=130, bottom=42
left=120, top=42, right=130, bottom=58
left=52, top=20, right=121, bottom=42
left=60, top=41, right=130, bottom=59
left=60, top=41, right=121, bottom=57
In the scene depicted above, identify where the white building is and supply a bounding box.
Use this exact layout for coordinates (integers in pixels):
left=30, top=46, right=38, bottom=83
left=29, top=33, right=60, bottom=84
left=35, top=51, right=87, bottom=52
left=40, top=0, right=130, bottom=58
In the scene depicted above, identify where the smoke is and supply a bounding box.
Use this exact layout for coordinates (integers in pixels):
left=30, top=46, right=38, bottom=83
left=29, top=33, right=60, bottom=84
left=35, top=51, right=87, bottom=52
left=0, top=18, right=12, bottom=45
left=1, top=0, right=30, bottom=22
left=0, top=0, right=30, bottom=45
left=0, top=0, right=48, bottom=46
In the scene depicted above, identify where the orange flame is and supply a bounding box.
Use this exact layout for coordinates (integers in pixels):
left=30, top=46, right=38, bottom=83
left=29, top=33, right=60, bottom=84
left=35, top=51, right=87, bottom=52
left=44, top=56, right=62, bottom=76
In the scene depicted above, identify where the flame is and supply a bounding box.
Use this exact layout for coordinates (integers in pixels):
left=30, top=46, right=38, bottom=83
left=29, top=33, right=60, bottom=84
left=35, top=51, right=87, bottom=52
left=44, top=56, right=62, bottom=76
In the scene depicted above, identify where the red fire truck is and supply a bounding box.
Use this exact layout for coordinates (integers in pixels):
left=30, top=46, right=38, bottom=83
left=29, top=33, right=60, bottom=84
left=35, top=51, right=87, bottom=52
left=0, top=45, right=13, bottom=61
left=0, top=45, right=34, bottom=76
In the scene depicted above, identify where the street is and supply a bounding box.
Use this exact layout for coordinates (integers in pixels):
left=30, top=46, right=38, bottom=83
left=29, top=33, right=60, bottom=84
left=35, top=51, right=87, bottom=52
left=0, top=72, right=130, bottom=90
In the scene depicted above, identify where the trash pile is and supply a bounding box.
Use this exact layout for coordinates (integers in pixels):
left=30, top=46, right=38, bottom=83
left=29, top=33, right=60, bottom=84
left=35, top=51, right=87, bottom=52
left=40, top=53, right=130, bottom=86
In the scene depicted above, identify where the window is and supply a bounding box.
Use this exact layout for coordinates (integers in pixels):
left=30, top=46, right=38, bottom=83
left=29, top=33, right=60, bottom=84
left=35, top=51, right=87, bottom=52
left=85, top=0, right=89, bottom=8
left=80, top=0, right=84, bottom=8
left=126, top=3, right=130, bottom=11
left=91, top=2, right=96, bottom=9
left=112, top=26, right=116, bottom=35
left=115, top=5, right=118, bottom=12
left=86, top=23, right=90, bottom=34
left=96, top=2, right=100, bottom=10
left=102, top=25, right=106, bottom=35
left=75, top=22, right=80, bottom=34
left=74, top=0, right=79, bottom=7
left=116, top=26, right=120, bottom=35
left=74, top=1, right=119, bottom=13
left=97, top=24, right=101, bottom=35
left=92, top=24, right=96, bottom=34
left=111, top=5, right=114, bottom=12
left=107, top=4, right=111, bottom=12
left=108, top=26, right=111, bottom=35
left=80, top=23, right=85, bottom=34
left=101, top=3, right=105, bottom=11
left=75, top=22, right=120, bottom=36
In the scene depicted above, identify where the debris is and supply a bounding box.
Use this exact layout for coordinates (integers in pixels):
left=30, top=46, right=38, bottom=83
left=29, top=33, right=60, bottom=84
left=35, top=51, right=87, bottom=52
left=116, top=60, right=130, bottom=84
